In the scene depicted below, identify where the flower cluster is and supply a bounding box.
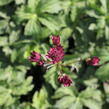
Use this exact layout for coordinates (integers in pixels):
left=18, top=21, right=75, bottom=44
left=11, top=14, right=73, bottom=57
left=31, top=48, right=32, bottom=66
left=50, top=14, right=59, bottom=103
left=29, top=36, right=64, bottom=64
left=47, top=45, right=64, bottom=64
left=29, top=36, right=70, bottom=86
left=28, top=36, right=100, bottom=87
left=47, top=36, right=64, bottom=64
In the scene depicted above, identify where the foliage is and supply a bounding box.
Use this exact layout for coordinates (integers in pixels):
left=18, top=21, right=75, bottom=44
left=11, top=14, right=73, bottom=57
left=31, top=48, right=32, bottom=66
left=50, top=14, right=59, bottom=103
left=0, top=0, right=109, bottom=109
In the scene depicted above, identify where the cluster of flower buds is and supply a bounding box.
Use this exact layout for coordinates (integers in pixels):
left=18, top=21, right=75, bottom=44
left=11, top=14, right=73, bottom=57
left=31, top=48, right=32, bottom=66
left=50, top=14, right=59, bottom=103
left=28, top=35, right=100, bottom=87
left=46, top=36, right=64, bottom=64
left=28, top=36, right=64, bottom=64
left=28, top=36, right=72, bottom=86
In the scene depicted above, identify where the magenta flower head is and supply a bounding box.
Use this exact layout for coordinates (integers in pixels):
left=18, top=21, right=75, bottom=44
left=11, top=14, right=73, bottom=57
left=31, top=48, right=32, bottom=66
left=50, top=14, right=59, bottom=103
left=28, top=51, right=43, bottom=65
left=52, top=36, right=60, bottom=45
left=86, top=56, right=100, bottom=66
left=47, top=45, right=64, bottom=64
left=58, top=74, right=72, bottom=87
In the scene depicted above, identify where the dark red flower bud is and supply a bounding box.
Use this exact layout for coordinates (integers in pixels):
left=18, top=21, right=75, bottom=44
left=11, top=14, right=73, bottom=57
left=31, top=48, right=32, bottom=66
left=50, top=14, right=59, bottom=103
left=46, top=45, right=64, bottom=64
left=86, top=56, right=100, bottom=66
left=28, top=51, right=44, bottom=65
left=52, top=36, right=60, bottom=45
left=58, top=74, right=72, bottom=87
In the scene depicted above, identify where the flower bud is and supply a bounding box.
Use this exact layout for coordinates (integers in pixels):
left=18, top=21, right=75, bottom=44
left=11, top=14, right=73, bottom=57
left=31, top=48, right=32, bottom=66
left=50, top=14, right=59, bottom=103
left=52, top=36, right=60, bottom=45
left=58, top=74, right=72, bottom=87
left=28, top=51, right=44, bottom=65
left=86, top=56, right=100, bottom=66
left=46, top=45, right=64, bottom=64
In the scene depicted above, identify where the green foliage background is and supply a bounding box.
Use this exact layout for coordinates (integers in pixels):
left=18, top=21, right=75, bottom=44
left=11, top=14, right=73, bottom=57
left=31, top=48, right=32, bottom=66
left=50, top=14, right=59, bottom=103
left=0, top=0, right=109, bottom=109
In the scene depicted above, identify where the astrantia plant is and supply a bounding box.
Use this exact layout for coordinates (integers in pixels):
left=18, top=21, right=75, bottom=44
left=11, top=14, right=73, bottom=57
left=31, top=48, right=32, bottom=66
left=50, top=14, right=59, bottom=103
left=1, top=0, right=109, bottom=108
left=29, top=36, right=72, bottom=86
left=28, top=36, right=100, bottom=87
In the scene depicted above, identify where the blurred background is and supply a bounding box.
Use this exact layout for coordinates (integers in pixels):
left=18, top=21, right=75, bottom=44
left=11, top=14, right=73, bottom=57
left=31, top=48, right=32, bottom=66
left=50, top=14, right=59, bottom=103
left=0, top=0, right=109, bottom=109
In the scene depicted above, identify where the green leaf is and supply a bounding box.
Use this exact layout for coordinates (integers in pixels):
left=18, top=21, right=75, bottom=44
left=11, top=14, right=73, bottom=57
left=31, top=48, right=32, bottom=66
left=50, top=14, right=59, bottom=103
left=60, top=27, right=72, bottom=48
left=16, top=6, right=37, bottom=22
left=15, top=0, right=25, bottom=5
left=0, top=11, right=9, bottom=19
left=39, top=27, right=52, bottom=39
left=53, top=87, right=77, bottom=109
left=60, top=28, right=72, bottom=41
left=80, top=88, right=102, bottom=102
left=100, top=0, right=107, bottom=14
left=32, top=87, right=50, bottom=109
left=55, top=96, right=75, bottom=109
left=0, top=88, right=15, bottom=106
left=24, top=18, right=40, bottom=35
left=0, top=0, right=14, bottom=6
left=10, top=49, right=17, bottom=63
left=0, top=66, right=13, bottom=81
left=94, top=46, right=109, bottom=64
left=44, top=66, right=58, bottom=89
left=79, top=88, right=102, bottom=109
left=60, top=1, right=71, bottom=14
left=103, top=82, right=109, bottom=94
left=103, top=82, right=109, bottom=102
left=97, top=17, right=105, bottom=29
left=3, top=46, right=12, bottom=56
left=89, top=23, right=97, bottom=30
left=52, top=87, right=76, bottom=99
left=96, top=63, right=109, bottom=81
left=39, top=0, right=62, bottom=14
left=0, top=69, right=12, bottom=81
left=39, top=16, right=60, bottom=32
left=69, top=100, right=83, bottom=109
left=82, top=99, right=102, bottom=109
left=28, top=0, right=40, bottom=12
left=83, top=78, right=98, bottom=88
left=70, top=6, right=77, bottom=22
left=96, top=17, right=105, bottom=39
left=9, top=31, right=19, bottom=44
left=12, top=76, right=33, bottom=95
left=105, top=25, right=109, bottom=39
left=0, top=20, right=9, bottom=34
left=85, top=10, right=99, bottom=18
left=0, top=36, right=8, bottom=46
